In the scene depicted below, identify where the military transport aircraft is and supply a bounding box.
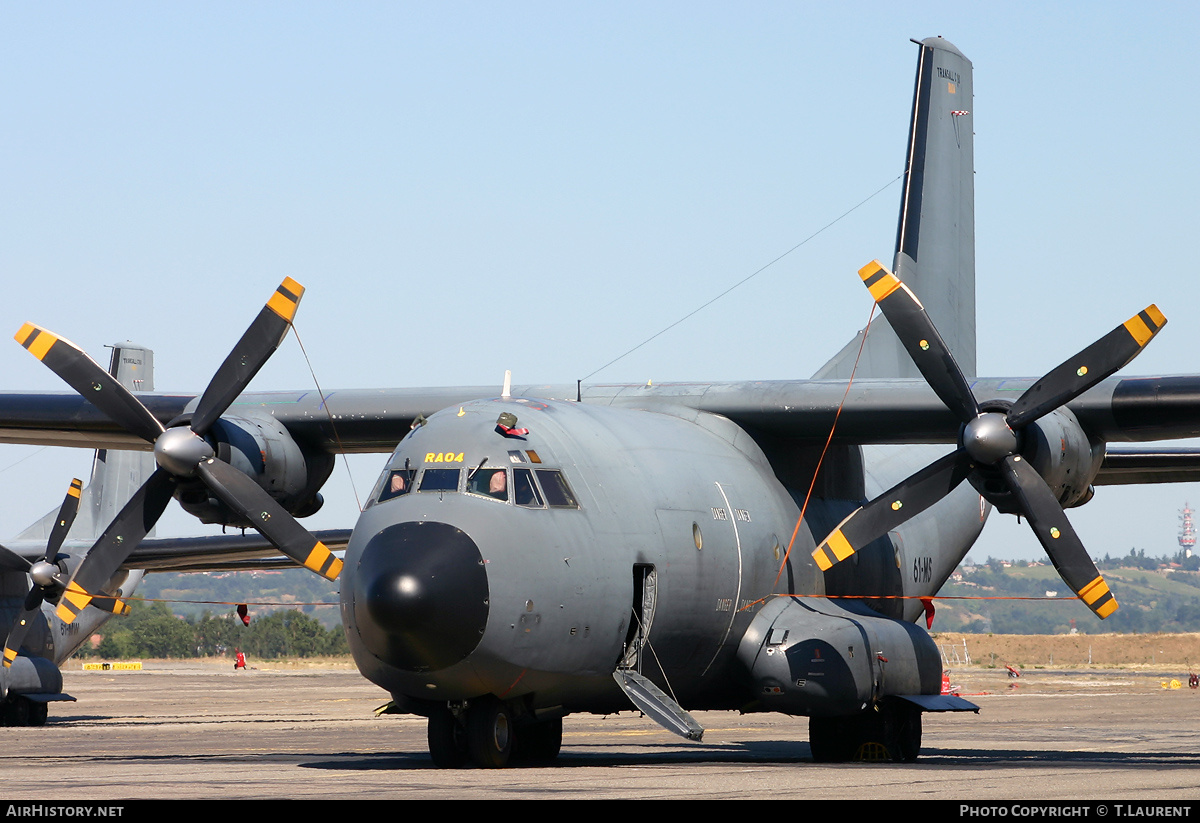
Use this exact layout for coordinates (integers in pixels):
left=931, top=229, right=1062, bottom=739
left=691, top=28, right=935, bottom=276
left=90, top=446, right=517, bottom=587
left=1, top=36, right=1198, bottom=765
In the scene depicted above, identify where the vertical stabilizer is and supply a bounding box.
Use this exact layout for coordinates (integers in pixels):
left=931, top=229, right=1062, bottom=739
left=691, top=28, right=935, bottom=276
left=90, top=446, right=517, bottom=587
left=16, top=343, right=156, bottom=542
left=815, top=37, right=975, bottom=379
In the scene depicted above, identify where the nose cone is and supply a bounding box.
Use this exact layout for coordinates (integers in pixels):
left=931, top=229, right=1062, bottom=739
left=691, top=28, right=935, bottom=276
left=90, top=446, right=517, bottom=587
left=354, top=521, right=489, bottom=672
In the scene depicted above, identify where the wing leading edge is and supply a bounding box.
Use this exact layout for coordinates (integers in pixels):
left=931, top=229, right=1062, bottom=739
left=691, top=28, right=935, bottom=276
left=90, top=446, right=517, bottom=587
left=1, top=375, right=1200, bottom=453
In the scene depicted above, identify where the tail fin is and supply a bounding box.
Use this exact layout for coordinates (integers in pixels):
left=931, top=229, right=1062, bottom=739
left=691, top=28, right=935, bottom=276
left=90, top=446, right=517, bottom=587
left=16, top=343, right=156, bottom=543
left=815, top=37, right=976, bottom=379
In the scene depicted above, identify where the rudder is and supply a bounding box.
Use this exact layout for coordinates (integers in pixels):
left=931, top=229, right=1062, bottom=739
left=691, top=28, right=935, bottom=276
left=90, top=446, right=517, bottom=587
left=815, top=37, right=975, bottom=380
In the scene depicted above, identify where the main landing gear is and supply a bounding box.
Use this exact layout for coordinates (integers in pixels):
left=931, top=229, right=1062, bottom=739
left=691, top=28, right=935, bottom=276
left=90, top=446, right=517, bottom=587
left=809, top=702, right=921, bottom=763
left=1, top=694, right=48, bottom=727
left=427, top=697, right=562, bottom=768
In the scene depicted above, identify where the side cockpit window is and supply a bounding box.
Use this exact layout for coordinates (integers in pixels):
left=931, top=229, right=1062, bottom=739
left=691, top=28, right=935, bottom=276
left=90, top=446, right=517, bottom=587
left=535, top=469, right=579, bottom=508
left=513, top=468, right=543, bottom=508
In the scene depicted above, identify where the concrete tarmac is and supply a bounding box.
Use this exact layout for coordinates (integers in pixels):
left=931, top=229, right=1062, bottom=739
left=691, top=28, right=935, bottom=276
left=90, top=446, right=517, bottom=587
left=3, top=662, right=1199, bottom=800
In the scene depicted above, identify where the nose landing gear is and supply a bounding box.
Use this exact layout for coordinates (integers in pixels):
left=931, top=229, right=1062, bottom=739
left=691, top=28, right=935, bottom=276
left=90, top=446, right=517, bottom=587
left=426, top=697, right=563, bottom=768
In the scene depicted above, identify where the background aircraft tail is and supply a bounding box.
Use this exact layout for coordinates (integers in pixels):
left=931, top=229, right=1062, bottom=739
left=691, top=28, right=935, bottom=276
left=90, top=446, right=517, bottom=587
left=815, top=36, right=975, bottom=380
left=16, top=342, right=156, bottom=544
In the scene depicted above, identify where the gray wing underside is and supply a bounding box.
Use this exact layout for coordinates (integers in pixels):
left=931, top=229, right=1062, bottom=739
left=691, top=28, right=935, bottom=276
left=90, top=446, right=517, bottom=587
left=0, top=374, right=1198, bottom=477
left=1096, top=447, right=1200, bottom=485
left=121, top=528, right=353, bottom=572
left=0, top=374, right=1197, bottom=443
left=0, top=529, right=352, bottom=572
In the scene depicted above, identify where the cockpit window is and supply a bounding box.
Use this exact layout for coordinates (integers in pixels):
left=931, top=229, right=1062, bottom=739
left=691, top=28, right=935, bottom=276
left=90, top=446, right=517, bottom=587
left=513, top=468, right=543, bottom=508
left=535, top=469, right=579, bottom=508
left=467, top=468, right=508, bottom=501
left=419, top=468, right=461, bottom=492
left=378, top=469, right=415, bottom=502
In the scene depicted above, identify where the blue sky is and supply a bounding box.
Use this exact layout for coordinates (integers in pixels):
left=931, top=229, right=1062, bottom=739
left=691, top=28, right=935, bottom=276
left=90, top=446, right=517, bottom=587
left=2, top=2, right=1198, bottom=564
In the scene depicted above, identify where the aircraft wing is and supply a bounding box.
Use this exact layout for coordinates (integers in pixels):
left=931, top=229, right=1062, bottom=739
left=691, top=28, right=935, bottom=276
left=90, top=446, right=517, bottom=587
left=0, top=529, right=352, bottom=572
left=1096, top=446, right=1200, bottom=485
left=0, top=374, right=1198, bottom=452
left=122, top=528, right=353, bottom=572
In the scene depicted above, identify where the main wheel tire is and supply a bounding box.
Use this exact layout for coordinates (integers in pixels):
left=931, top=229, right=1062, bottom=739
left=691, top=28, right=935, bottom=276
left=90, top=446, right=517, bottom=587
left=3, top=697, right=30, bottom=727
left=887, top=704, right=922, bottom=762
left=809, top=716, right=853, bottom=763
left=27, top=700, right=48, bottom=727
left=466, top=697, right=513, bottom=769
left=427, top=706, right=467, bottom=768
left=513, top=717, right=562, bottom=764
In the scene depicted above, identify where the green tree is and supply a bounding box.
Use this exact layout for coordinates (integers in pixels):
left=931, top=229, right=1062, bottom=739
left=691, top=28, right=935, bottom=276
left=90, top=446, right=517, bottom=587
left=192, top=611, right=247, bottom=657
left=243, top=610, right=346, bottom=658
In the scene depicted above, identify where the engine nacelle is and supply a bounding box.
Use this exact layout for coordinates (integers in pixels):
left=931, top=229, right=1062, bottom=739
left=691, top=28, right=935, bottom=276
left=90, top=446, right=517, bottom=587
left=175, top=411, right=333, bottom=527
left=736, top=596, right=942, bottom=717
left=1, top=655, right=63, bottom=698
left=1022, top=407, right=1104, bottom=508
left=968, top=406, right=1103, bottom=513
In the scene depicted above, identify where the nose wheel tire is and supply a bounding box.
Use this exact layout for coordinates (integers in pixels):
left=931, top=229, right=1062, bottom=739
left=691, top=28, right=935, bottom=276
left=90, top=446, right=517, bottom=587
left=427, top=706, right=468, bottom=768
left=466, top=697, right=513, bottom=768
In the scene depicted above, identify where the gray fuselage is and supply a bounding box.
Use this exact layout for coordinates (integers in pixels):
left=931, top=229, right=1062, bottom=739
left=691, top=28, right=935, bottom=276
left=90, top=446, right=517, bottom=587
left=340, top=397, right=982, bottom=715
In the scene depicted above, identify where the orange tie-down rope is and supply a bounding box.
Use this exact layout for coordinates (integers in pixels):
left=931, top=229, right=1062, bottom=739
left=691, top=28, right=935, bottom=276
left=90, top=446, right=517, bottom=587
left=84, top=595, right=339, bottom=609
left=775, top=303, right=877, bottom=589
left=763, top=302, right=1091, bottom=616
left=743, top=593, right=1095, bottom=608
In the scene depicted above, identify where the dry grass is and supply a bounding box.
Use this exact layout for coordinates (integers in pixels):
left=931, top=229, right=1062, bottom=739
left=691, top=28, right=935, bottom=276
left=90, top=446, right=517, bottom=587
left=933, top=632, right=1200, bottom=668
left=65, top=635, right=1200, bottom=673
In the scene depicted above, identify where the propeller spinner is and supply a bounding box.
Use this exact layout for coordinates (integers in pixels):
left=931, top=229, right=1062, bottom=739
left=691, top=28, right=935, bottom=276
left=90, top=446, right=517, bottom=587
left=812, top=260, right=1166, bottom=619
left=1, top=478, right=82, bottom=667
left=15, top=278, right=342, bottom=625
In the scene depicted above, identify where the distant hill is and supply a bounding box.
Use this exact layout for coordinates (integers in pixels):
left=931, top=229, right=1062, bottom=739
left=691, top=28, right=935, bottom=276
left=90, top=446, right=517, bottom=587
left=131, top=552, right=1200, bottom=637
left=941, top=553, right=1200, bottom=634
left=135, top=568, right=341, bottom=629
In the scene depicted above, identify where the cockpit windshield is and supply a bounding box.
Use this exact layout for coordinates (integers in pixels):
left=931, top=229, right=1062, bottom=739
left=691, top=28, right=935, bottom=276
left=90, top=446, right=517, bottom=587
left=371, top=456, right=579, bottom=511
left=378, top=469, right=415, bottom=502
left=419, top=468, right=460, bottom=492
left=467, top=468, right=508, bottom=501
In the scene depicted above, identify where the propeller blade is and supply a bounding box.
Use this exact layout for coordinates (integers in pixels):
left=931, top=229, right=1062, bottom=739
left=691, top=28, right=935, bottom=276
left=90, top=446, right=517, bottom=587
left=189, top=278, right=305, bottom=436
left=1006, top=305, right=1167, bottom=430
left=858, top=261, right=979, bottom=425
left=196, top=458, right=342, bottom=581
left=1000, top=454, right=1118, bottom=619
left=56, top=469, right=177, bottom=625
left=813, top=450, right=975, bottom=571
left=1, top=478, right=86, bottom=667
left=2, top=601, right=42, bottom=669
left=14, top=324, right=165, bottom=444
left=88, top=594, right=133, bottom=616
left=44, top=477, right=83, bottom=563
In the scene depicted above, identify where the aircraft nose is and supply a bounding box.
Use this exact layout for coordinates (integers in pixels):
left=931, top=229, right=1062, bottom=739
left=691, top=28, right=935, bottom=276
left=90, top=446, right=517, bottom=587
left=354, top=521, right=489, bottom=672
